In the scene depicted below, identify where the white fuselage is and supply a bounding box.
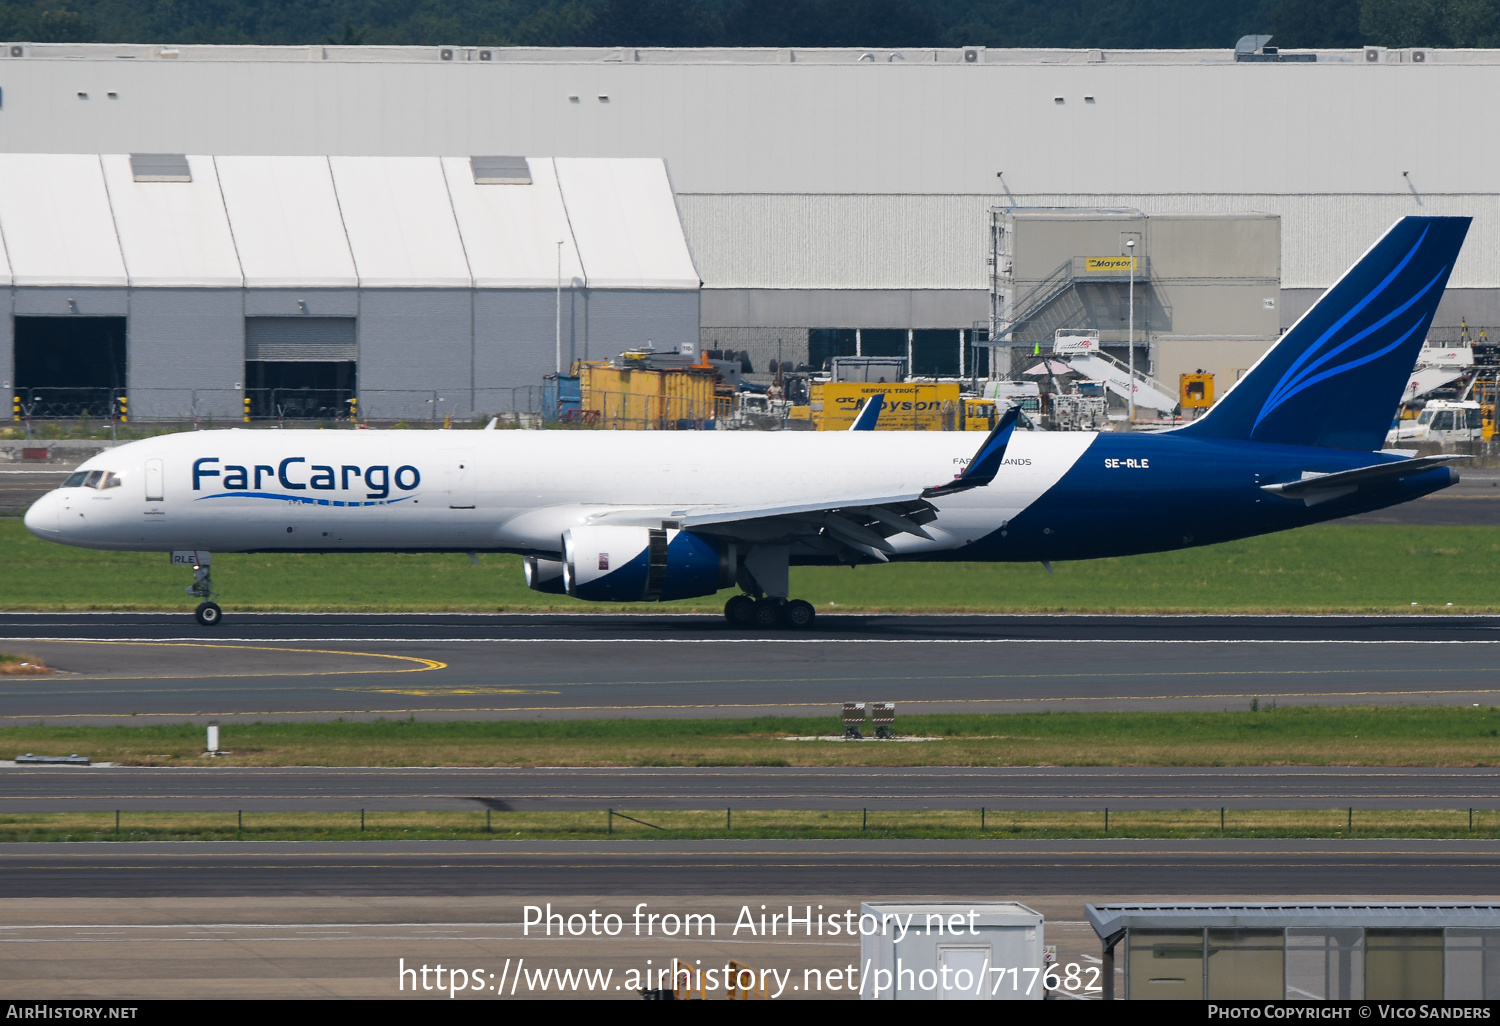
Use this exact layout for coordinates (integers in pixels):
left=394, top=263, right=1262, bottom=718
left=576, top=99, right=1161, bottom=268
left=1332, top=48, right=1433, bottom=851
left=24, top=428, right=1099, bottom=559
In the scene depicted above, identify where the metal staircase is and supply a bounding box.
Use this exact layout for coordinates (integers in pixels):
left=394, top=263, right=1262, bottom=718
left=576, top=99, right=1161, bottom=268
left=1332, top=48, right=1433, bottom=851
left=993, top=256, right=1148, bottom=345
left=1067, top=350, right=1178, bottom=413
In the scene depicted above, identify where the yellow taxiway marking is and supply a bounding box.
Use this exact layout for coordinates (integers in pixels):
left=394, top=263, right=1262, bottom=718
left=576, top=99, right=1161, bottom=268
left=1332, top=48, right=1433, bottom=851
left=3, top=640, right=445, bottom=680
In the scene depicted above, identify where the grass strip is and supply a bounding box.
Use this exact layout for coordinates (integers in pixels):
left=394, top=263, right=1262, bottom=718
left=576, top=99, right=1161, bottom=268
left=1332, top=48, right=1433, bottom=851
left=4, top=706, right=1500, bottom=767
left=7, top=808, right=1500, bottom=842
left=3, top=518, right=1500, bottom=612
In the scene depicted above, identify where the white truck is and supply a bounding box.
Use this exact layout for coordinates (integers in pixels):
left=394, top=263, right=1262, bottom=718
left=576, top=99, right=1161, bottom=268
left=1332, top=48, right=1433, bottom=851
left=1385, top=398, right=1483, bottom=446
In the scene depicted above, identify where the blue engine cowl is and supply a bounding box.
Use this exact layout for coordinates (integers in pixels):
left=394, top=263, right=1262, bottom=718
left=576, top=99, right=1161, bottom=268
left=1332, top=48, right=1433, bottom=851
left=562, top=527, right=735, bottom=602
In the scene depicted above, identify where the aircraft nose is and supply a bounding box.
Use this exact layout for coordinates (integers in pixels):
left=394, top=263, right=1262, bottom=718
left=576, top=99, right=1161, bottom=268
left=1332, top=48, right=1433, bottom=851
left=23, top=491, right=60, bottom=537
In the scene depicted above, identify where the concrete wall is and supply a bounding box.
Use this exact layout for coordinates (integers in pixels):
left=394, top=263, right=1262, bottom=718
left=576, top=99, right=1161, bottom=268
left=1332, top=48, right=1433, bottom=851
left=1154, top=338, right=1279, bottom=403
left=1000, top=211, right=1281, bottom=347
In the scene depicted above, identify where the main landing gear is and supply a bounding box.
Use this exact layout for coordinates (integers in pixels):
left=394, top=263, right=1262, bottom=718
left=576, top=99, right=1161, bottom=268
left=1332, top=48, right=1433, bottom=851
left=723, top=594, right=816, bottom=630
left=187, top=562, right=223, bottom=627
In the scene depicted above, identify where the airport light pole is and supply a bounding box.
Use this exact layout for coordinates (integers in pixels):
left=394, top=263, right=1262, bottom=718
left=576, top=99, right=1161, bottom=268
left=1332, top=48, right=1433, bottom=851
left=1126, top=238, right=1136, bottom=424
left=556, top=241, right=564, bottom=374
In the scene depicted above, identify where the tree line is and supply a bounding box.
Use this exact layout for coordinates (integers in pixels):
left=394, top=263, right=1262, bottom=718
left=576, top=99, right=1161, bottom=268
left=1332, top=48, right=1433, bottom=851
left=0, top=0, right=1492, bottom=51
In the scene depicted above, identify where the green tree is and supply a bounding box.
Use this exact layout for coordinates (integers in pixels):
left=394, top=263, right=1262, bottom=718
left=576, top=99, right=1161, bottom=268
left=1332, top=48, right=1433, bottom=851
left=1272, top=0, right=1362, bottom=45
left=1360, top=0, right=1500, bottom=47
left=38, top=8, right=92, bottom=41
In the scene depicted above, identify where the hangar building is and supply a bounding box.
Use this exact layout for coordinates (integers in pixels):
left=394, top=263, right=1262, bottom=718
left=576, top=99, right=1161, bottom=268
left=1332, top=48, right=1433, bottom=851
left=0, top=43, right=1492, bottom=417
left=0, top=152, right=698, bottom=420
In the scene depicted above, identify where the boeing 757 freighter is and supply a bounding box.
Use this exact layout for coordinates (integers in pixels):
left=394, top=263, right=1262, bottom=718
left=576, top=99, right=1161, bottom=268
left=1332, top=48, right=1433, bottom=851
left=23, top=217, right=1471, bottom=628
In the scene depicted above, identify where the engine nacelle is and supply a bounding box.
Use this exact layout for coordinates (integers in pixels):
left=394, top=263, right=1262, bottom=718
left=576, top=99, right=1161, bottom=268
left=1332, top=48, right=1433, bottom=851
left=523, top=556, right=567, bottom=595
left=562, top=526, right=735, bottom=602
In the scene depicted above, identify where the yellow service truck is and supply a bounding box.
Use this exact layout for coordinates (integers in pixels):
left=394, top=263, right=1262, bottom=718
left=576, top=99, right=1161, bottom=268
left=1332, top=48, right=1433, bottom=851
left=809, top=382, right=994, bottom=431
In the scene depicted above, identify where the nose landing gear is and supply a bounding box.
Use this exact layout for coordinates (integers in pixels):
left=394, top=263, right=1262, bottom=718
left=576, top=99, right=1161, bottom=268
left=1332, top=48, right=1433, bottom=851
left=187, top=563, right=222, bottom=627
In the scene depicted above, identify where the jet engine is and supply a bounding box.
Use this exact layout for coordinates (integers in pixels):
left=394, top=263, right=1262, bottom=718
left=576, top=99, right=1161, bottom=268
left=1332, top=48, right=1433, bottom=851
left=523, top=556, right=567, bottom=595
left=560, top=526, right=735, bottom=602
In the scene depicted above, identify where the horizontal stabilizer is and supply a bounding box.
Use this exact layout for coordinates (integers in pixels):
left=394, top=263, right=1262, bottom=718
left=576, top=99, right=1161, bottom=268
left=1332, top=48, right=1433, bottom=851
left=1261, top=454, right=1465, bottom=505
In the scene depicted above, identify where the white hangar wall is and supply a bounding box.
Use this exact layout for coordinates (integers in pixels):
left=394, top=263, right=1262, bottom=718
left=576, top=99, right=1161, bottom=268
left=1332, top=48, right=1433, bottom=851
left=0, top=151, right=700, bottom=420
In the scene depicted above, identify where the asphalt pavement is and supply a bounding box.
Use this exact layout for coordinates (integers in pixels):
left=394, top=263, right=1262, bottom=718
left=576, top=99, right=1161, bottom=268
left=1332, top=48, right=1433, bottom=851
left=3, top=613, right=1500, bottom=722
left=2, top=839, right=1496, bottom=898
left=3, top=765, right=1499, bottom=811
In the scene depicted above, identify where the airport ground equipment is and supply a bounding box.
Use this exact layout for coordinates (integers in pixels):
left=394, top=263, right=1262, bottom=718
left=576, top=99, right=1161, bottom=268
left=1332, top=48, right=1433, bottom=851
left=842, top=702, right=865, bottom=739
left=573, top=349, right=722, bottom=430
left=1179, top=371, right=1214, bottom=411
left=872, top=702, right=896, bottom=738
left=810, top=381, right=963, bottom=431
left=20, top=218, right=1475, bottom=629
left=860, top=901, right=1044, bottom=1000
left=1385, top=399, right=1483, bottom=447
left=1066, top=350, right=1178, bottom=414
left=1087, top=903, right=1500, bottom=1000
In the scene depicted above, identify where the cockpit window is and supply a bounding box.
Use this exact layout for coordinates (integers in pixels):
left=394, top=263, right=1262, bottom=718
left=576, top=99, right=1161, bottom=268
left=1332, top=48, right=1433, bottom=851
left=101, top=472, right=121, bottom=489
left=83, top=470, right=104, bottom=489
left=63, top=472, right=88, bottom=488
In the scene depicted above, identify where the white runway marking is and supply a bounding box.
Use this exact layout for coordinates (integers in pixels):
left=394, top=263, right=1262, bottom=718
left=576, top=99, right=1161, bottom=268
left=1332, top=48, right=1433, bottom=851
left=8, top=636, right=1500, bottom=646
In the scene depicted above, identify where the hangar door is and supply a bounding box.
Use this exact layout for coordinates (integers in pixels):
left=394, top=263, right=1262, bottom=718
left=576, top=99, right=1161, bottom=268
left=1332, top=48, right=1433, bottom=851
left=13, top=316, right=126, bottom=418
left=245, top=317, right=357, bottom=420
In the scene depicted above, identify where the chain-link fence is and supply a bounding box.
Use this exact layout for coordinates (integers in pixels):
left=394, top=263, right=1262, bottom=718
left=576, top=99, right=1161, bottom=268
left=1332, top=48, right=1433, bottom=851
left=10, top=386, right=547, bottom=425
left=11, top=387, right=124, bottom=420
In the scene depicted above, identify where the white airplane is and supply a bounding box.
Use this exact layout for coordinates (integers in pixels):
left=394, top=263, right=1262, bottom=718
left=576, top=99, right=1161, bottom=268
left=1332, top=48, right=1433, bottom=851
left=23, top=217, right=1471, bottom=629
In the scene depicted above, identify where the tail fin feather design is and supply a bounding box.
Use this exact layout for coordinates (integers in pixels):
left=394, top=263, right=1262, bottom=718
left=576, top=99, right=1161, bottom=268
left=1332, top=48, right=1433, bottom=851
left=1180, top=216, right=1470, bottom=450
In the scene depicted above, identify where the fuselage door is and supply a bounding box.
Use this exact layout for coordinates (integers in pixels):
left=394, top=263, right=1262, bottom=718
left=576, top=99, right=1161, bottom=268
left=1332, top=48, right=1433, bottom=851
left=443, top=451, right=476, bottom=509
left=145, top=458, right=165, bottom=502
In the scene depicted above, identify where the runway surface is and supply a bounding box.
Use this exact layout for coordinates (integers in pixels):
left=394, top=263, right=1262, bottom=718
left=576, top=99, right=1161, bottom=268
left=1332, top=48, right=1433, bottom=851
left=4, top=765, right=1500, bottom=811
left=3, top=839, right=1497, bottom=898
left=4, top=612, right=1500, bottom=722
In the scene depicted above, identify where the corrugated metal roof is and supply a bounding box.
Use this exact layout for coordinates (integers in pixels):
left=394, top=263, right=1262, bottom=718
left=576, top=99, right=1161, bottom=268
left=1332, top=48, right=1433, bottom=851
left=555, top=158, right=699, bottom=290
left=0, top=153, right=696, bottom=291
left=330, top=156, right=473, bottom=289
left=443, top=156, right=584, bottom=289
left=1088, top=903, right=1500, bottom=938
left=0, top=154, right=127, bottom=287
left=101, top=154, right=242, bottom=288
left=216, top=155, right=357, bottom=289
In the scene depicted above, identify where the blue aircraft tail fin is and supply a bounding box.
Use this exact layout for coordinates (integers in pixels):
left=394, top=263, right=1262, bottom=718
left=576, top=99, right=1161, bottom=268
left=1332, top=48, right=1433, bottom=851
left=848, top=393, right=885, bottom=431
left=1178, top=216, right=1469, bottom=450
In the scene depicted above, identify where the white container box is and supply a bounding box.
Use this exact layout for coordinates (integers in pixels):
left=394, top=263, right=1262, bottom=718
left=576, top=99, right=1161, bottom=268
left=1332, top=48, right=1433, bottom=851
left=859, top=901, right=1045, bottom=1001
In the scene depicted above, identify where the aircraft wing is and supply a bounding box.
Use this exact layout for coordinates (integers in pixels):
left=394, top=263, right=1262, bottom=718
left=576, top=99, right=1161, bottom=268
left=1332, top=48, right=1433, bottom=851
left=584, top=493, right=939, bottom=561
left=580, top=412, right=1022, bottom=561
